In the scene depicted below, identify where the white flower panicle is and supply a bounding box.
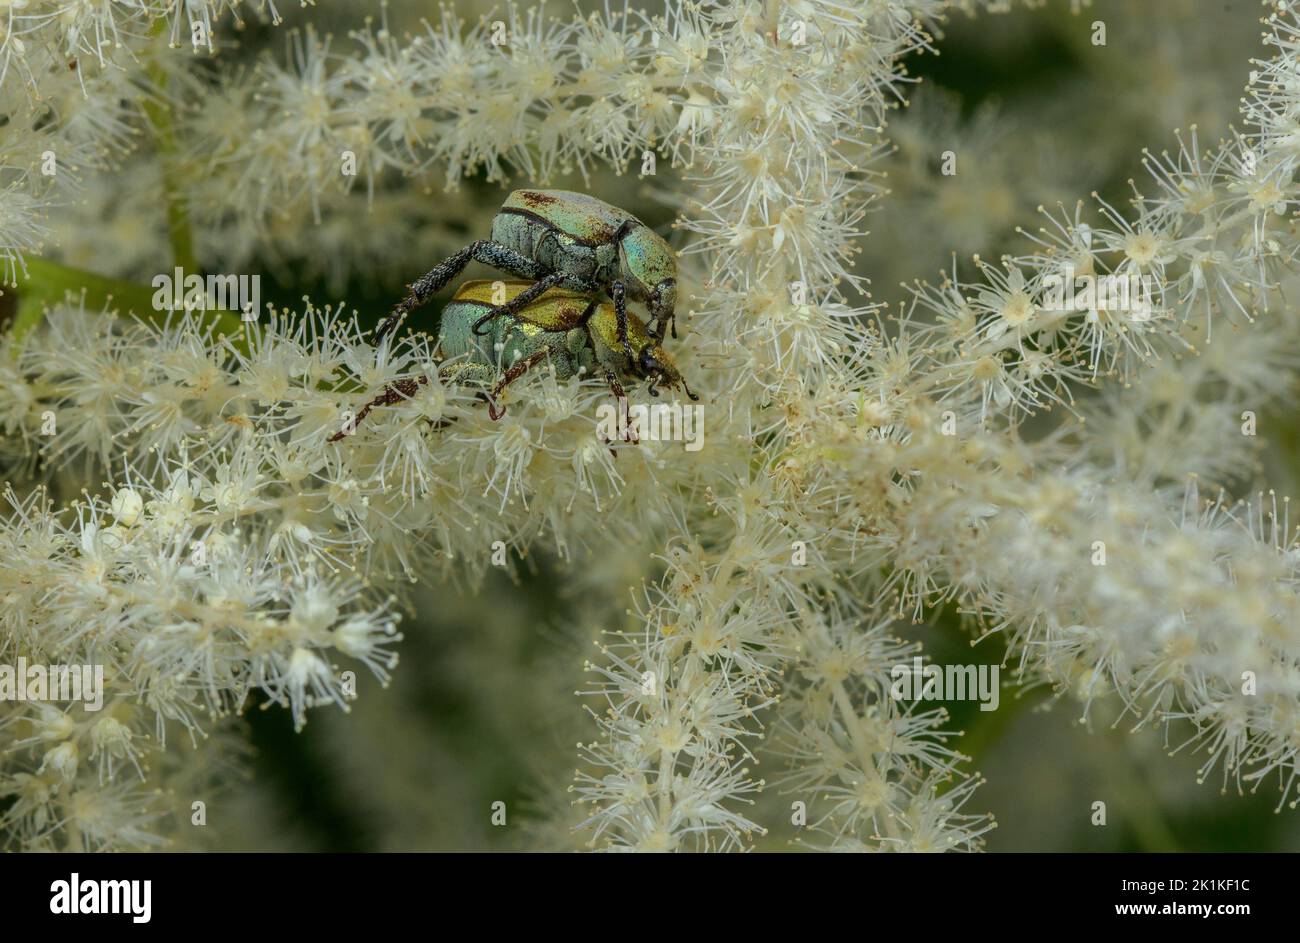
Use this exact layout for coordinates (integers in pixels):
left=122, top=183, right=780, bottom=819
left=0, top=2, right=285, bottom=286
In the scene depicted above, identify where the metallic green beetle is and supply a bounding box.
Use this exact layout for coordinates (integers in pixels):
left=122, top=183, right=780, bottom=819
left=332, top=280, right=696, bottom=440
left=374, top=190, right=679, bottom=359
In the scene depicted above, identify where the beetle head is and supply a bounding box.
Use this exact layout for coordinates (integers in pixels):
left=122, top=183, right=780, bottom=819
left=637, top=343, right=698, bottom=401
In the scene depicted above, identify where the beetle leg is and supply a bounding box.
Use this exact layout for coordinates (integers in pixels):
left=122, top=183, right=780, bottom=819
left=647, top=313, right=677, bottom=343
left=329, top=376, right=430, bottom=442
left=602, top=370, right=637, bottom=444
left=377, top=242, right=483, bottom=341
left=474, top=391, right=501, bottom=420
left=482, top=349, right=551, bottom=420
left=470, top=241, right=550, bottom=280
left=471, top=271, right=565, bottom=336
left=603, top=369, right=627, bottom=401
left=378, top=240, right=555, bottom=341
left=611, top=281, right=635, bottom=363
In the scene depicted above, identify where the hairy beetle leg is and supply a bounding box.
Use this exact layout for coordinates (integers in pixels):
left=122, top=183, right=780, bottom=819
left=377, top=243, right=478, bottom=341
left=647, top=312, right=678, bottom=343
left=611, top=281, right=634, bottom=363
left=329, top=375, right=430, bottom=442
left=480, top=349, right=552, bottom=420
left=602, top=370, right=638, bottom=444
left=378, top=240, right=554, bottom=342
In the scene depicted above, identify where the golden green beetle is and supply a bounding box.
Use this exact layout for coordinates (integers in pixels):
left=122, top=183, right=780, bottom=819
left=332, top=279, right=696, bottom=440
left=374, top=190, right=679, bottom=359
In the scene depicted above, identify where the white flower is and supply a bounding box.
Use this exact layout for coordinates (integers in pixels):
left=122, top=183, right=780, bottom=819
left=109, top=488, right=143, bottom=527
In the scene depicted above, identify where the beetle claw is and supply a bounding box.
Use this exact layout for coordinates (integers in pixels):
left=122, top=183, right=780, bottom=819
left=477, top=391, right=506, bottom=420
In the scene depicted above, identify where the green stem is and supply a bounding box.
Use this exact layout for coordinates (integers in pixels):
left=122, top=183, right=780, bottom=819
left=141, top=17, right=199, bottom=274
left=6, top=20, right=214, bottom=344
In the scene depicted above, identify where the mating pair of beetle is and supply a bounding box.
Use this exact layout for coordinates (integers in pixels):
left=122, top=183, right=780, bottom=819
left=335, top=189, right=696, bottom=439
